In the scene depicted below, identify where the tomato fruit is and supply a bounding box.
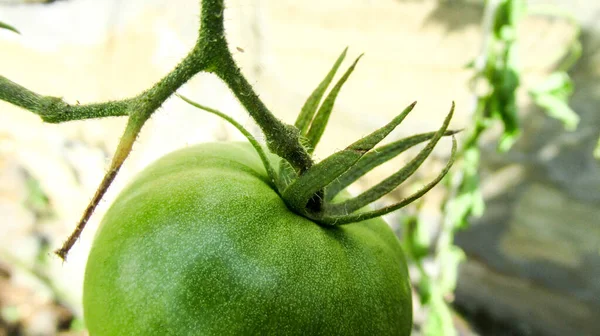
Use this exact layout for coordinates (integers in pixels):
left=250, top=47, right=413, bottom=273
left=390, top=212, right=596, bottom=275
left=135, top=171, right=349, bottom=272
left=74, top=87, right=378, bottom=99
left=83, top=141, right=412, bottom=335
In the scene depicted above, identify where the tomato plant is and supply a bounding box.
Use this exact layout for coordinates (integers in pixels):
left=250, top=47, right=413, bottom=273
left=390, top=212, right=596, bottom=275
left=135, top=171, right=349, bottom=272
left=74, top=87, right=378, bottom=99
left=1, top=0, right=457, bottom=334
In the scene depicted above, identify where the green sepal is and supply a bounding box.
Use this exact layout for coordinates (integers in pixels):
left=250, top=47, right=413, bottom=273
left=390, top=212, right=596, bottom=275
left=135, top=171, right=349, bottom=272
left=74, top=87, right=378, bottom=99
left=319, top=134, right=457, bottom=225
left=0, top=21, right=20, bottom=34
left=326, top=102, right=455, bottom=216
left=325, top=128, right=460, bottom=201
left=177, top=94, right=282, bottom=191
left=295, top=48, right=347, bottom=135
left=276, top=159, right=297, bottom=190
left=305, top=54, right=363, bottom=154
left=282, top=101, right=416, bottom=215
left=280, top=48, right=348, bottom=190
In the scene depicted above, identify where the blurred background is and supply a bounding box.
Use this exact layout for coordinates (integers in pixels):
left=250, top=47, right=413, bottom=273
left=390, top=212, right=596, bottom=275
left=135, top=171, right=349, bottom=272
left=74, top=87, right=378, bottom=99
left=0, top=0, right=599, bottom=335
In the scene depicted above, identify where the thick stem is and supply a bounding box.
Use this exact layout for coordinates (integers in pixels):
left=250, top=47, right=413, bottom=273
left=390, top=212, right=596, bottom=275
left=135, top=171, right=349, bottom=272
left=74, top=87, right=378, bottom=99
left=212, top=52, right=313, bottom=173
left=133, top=48, right=207, bottom=119
left=198, top=0, right=313, bottom=174
left=0, top=43, right=204, bottom=124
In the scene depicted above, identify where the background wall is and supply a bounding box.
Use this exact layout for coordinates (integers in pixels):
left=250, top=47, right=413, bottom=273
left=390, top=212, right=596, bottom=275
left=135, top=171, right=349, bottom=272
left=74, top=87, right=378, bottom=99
left=1, top=0, right=598, bottom=335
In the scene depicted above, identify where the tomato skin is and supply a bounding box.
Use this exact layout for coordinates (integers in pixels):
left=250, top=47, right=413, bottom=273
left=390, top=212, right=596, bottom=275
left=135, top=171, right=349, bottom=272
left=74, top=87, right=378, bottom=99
left=83, top=142, right=412, bottom=335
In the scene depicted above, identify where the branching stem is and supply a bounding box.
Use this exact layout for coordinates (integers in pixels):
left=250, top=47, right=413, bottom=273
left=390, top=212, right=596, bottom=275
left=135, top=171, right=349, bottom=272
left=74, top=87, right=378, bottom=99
left=1, top=0, right=314, bottom=259
left=0, top=76, right=133, bottom=122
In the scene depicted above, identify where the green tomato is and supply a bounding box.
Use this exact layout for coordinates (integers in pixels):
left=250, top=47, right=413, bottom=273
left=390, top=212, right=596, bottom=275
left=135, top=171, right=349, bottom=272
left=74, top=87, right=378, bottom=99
left=83, top=142, right=412, bottom=335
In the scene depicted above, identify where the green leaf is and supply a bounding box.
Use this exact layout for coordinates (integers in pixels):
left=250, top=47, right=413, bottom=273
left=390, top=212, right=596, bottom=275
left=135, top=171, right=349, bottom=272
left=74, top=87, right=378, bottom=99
left=509, top=0, right=527, bottom=25
left=489, top=65, right=520, bottom=152
left=529, top=71, right=579, bottom=131
left=305, top=54, right=363, bottom=153
left=437, top=245, right=465, bottom=295
left=595, top=136, right=600, bottom=159
left=533, top=93, right=579, bottom=131
left=424, top=292, right=457, bottom=336
left=295, top=48, right=347, bottom=135
left=69, top=318, right=86, bottom=332
left=417, top=276, right=433, bottom=305
left=444, top=148, right=485, bottom=227
left=498, top=128, right=519, bottom=152
left=445, top=195, right=475, bottom=230
left=403, top=215, right=431, bottom=261
left=282, top=102, right=416, bottom=216
left=0, top=21, right=20, bottom=34
left=493, top=1, right=510, bottom=38
left=529, top=72, right=573, bottom=98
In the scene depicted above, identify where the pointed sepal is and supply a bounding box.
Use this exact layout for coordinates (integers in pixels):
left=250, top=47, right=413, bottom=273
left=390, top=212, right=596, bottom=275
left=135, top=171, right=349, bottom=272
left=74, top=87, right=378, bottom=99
left=320, top=134, right=457, bottom=225
left=305, top=54, right=363, bottom=153
left=177, top=94, right=282, bottom=191
left=326, top=102, right=455, bottom=216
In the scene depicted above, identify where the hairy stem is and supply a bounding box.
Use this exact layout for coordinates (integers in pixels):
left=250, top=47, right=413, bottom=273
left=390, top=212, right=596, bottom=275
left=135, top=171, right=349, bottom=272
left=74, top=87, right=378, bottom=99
left=212, top=51, right=313, bottom=174
left=55, top=116, right=143, bottom=260
left=54, top=49, right=208, bottom=259
left=198, top=0, right=313, bottom=173
left=0, top=76, right=133, bottom=122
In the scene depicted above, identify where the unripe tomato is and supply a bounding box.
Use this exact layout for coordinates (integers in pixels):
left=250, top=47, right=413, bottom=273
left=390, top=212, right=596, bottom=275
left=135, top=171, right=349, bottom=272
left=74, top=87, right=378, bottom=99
left=83, top=142, right=412, bottom=335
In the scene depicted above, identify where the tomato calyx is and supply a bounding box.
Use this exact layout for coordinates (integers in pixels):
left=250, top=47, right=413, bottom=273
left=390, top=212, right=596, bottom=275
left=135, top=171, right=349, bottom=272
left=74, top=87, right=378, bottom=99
left=180, top=48, right=459, bottom=226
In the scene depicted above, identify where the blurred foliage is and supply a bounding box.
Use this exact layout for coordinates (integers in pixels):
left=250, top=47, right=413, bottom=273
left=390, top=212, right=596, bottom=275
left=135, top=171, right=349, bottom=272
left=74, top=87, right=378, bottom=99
left=402, top=0, right=583, bottom=335
left=69, top=317, right=86, bottom=332
left=24, top=172, right=54, bottom=219
left=527, top=4, right=582, bottom=132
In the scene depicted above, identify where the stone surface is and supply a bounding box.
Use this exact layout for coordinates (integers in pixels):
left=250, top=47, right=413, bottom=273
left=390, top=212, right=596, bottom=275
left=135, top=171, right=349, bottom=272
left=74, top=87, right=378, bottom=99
left=1, top=0, right=599, bottom=335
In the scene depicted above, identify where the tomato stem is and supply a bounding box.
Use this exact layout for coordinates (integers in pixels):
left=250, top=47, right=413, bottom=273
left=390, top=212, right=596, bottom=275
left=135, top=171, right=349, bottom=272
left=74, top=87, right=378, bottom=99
left=55, top=115, right=146, bottom=260
left=195, top=0, right=313, bottom=174
left=0, top=76, right=133, bottom=122
left=208, top=46, right=314, bottom=174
